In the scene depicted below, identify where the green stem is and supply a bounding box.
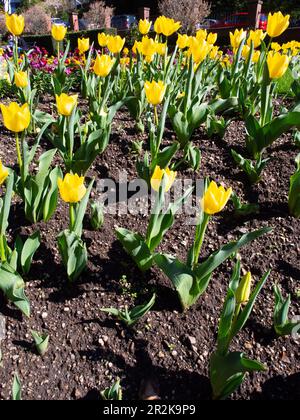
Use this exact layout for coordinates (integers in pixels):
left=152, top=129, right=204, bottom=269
left=192, top=212, right=210, bottom=269
left=154, top=105, right=159, bottom=127
left=57, top=41, right=60, bottom=64
left=15, top=133, right=22, bottom=172
left=0, top=234, right=6, bottom=262
left=69, top=203, right=75, bottom=231
left=98, top=77, right=102, bottom=103
left=14, top=36, right=19, bottom=70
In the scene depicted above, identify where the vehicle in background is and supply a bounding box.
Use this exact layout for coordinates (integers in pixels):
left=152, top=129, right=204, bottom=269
left=51, top=18, right=70, bottom=28
left=196, top=19, right=219, bottom=29
left=211, top=12, right=268, bottom=30
left=111, top=15, right=137, bottom=30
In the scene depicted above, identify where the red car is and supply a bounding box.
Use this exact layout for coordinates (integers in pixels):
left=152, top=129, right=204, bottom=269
left=211, top=12, right=267, bottom=30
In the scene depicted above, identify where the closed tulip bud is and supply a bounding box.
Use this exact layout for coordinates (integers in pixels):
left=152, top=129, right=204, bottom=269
left=155, top=42, right=166, bottom=56
left=139, top=19, right=152, bottom=35
left=154, top=16, right=163, bottom=34
left=58, top=173, right=86, bottom=203
left=78, top=37, right=89, bottom=54
left=202, top=180, right=232, bottom=215
left=98, top=32, right=109, bottom=47
left=177, top=34, right=190, bottom=49
left=209, top=46, right=219, bottom=60
left=188, top=38, right=210, bottom=64
left=93, top=54, right=114, bottom=77
left=247, top=29, right=266, bottom=48
left=207, top=32, right=217, bottom=45
left=230, top=28, right=246, bottom=49
left=196, top=29, right=207, bottom=40
left=144, top=80, right=166, bottom=106
left=55, top=93, right=78, bottom=117
left=51, top=24, right=67, bottom=41
left=267, top=12, right=290, bottom=38
left=236, top=272, right=252, bottom=305
left=90, top=200, right=104, bottom=230
left=0, top=102, right=31, bottom=132
left=267, top=51, right=290, bottom=79
left=14, top=71, right=28, bottom=88
left=0, top=160, right=9, bottom=185
left=151, top=166, right=176, bottom=192
left=139, top=36, right=157, bottom=57
left=252, top=50, right=261, bottom=63
left=5, top=13, right=24, bottom=36
left=107, top=35, right=125, bottom=54
left=241, top=45, right=251, bottom=59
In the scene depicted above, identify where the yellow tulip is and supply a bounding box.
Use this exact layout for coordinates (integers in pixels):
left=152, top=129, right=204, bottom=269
left=155, top=42, right=167, bottom=56
left=207, top=32, right=217, bottom=45
left=51, top=24, right=67, bottom=42
left=58, top=173, right=86, bottom=203
left=98, top=32, right=109, bottom=47
left=5, top=13, right=24, bottom=36
left=252, top=50, right=261, bottom=63
left=93, top=54, right=114, bottom=77
left=107, top=35, right=125, bottom=54
left=78, top=37, right=90, bottom=55
left=123, top=47, right=129, bottom=56
left=247, top=29, right=266, bottom=48
left=139, top=19, right=152, bottom=35
left=132, top=40, right=142, bottom=55
left=209, top=46, right=219, bottom=60
left=156, top=16, right=181, bottom=37
left=188, top=38, right=210, bottom=64
left=267, top=12, right=290, bottom=38
left=139, top=36, right=157, bottom=57
left=202, top=180, right=232, bottom=215
left=144, top=80, right=166, bottom=106
left=14, top=71, right=28, bottom=88
left=267, top=51, right=290, bottom=79
left=196, top=29, right=207, bottom=40
left=230, top=28, right=246, bottom=49
left=0, top=102, right=30, bottom=132
left=271, top=42, right=282, bottom=52
left=151, top=166, right=176, bottom=192
left=0, top=160, right=9, bottom=186
left=120, top=57, right=130, bottom=67
left=55, top=93, right=78, bottom=117
left=241, top=45, right=251, bottom=59
left=236, top=272, right=252, bottom=305
left=177, top=34, right=190, bottom=49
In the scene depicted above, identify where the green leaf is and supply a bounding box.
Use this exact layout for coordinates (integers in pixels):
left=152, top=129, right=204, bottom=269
left=12, top=373, right=22, bottom=400
left=57, top=230, right=88, bottom=282
left=73, top=180, right=94, bottom=237
left=0, top=172, right=14, bottom=236
left=31, top=330, right=50, bottom=356
left=273, top=284, right=300, bottom=336
left=0, top=263, right=30, bottom=317
left=20, top=231, right=41, bottom=275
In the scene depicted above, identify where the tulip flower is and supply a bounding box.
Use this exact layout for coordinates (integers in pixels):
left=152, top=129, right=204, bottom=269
left=235, top=272, right=252, bottom=305
left=107, top=35, right=125, bottom=54
left=78, top=37, right=90, bottom=55
left=98, top=32, right=109, bottom=47
left=247, top=29, right=266, bottom=48
left=0, top=102, right=30, bottom=132
left=5, top=13, right=24, bottom=36
left=267, top=51, right=290, bottom=79
left=188, top=38, right=210, bottom=64
left=14, top=70, right=28, bottom=88
left=209, top=46, right=220, bottom=60
left=144, top=80, right=166, bottom=106
left=139, top=19, right=152, bottom=35
left=51, top=24, right=67, bottom=42
left=177, top=34, right=190, bottom=50
left=271, top=42, right=282, bottom=52
left=242, top=45, right=251, bottom=60
left=55, top=93, right=78, bottom=117
left=58, top=173, right=86, bottom=204
left=207, top=32, right=217, bottom=45
left=151, top=166, right=176, bottom=192
left=229, top=29, right=246, bottom=49
left=196, top=29, right=207, bottom=41
left=202, top=181, right=232, bottom=215
left=93, top=54, right=114, bottom=77
left=159, top=16, right=181, bottom=37
left=267, top=12, right=290, bottom=38
left=155, top=42, right=166, bottom=56
left=154, top=16, right=163, bottom=34
left=0, top=160, right=9, bottom=186
left=252, top=50, right=261, bottom=63
left=138, top=36, right=157, bottom=57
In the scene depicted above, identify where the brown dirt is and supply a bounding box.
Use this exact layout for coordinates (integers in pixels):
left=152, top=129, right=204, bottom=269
left=0, top=106, right=299, bottom=401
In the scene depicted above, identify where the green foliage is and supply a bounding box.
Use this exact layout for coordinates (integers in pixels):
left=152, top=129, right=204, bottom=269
left=273, top=285, right=300, bottom=336
left=101, top=379, right=122, bottom=400
left=31, top=330, right=50, bottom=356
left=12, top=373, right=22, bottom=401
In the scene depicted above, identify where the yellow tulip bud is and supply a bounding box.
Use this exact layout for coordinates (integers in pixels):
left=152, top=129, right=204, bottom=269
left=58, top=173, right=86, bottom=203
left=196, top=29, right=207, bottom=41
left=107, top=35, right=125, bottom=54
left=252, top=50, right=261, bottom=63
left=5, top=13, right=24, bottom=36
left=78, top=37, right=89, bottom=55
left=151, top=166, right=176, bottom=192
left=236, top=272, right=252, bottom=305
left=0, top=102, right=30, bottom=132
left=229, top=28, right=246, bottom=49
left=267, top=51, right=290, bottom=79
left=202, top=180, right=232, bottom=215
left=267, top=12, right=290, bottom=38
left=242, top=45, right=251, bottom=59
left=188, top=38, right=211, bottom=64
left=14, top=71, right=28, bottom=88
left=139, top=19, right=152, bottom=35
left=207, top=32, right=217, bottom=45
left=51, top=24, right=67, bottom=42
left=247, top=29, right=266, bottom=48
left=177, top=34, right=190, bottom=50
left=271, top=42, right=282, bottom=52
left=55, top=93, right=78, bottom=117
left=144, top=80, right=166, bottom=106
left=209, top=46, right=219, bottom=60
left=155, top=42, right=166, bottom=56
left=0, top=160, right=9, bottom=185
left=155, top=15, right=181, bottom=37
left=93, top=54, right=114, bottom=77
left=139, top=36, right=157, bottom=57
left=98, top=32, right=109, bottom=47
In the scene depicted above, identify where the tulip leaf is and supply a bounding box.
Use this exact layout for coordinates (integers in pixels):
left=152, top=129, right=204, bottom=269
left=0, top=172, right=14, bottom=236
left=57, top=230, right=88, bottom=282
left=12, top=373, right=22, bottom=401
left=19, top=231, right=41, bottom=275
left=73, top=180, right=94, bottom=237
left=273, top=284, right=300, bottom=336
